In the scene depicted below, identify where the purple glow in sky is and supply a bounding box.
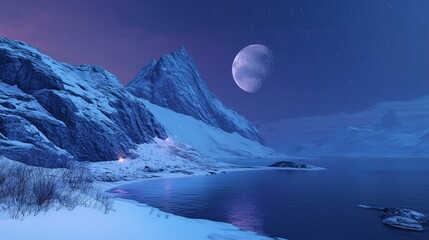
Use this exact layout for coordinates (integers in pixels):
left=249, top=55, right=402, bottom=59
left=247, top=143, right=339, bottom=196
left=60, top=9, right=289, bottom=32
left=0, top=0, right=199, bottom=82
left=1, top=0, right=428, bottom=123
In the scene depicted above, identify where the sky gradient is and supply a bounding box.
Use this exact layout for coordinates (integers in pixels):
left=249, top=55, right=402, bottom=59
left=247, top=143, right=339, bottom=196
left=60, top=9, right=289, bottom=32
left=1, top=0, right=428, bottom=123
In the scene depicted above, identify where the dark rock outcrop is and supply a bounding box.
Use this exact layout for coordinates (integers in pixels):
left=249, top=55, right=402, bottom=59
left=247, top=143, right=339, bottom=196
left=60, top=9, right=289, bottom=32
left=378, top=109, right=403, bottom=130
left=358, top=204, right=427, bottom=232
left=269, top=161, right=310, bottom=169
left=381, top=208, right=427, bottom=231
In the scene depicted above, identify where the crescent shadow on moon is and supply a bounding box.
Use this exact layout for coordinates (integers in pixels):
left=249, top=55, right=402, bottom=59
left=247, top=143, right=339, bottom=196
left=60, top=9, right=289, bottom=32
left=232, top=44, right=273, bottom=93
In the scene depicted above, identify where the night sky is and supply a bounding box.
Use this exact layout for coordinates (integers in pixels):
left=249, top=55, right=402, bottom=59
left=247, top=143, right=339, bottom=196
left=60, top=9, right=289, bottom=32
left=1, top=0, right=428, bottom=123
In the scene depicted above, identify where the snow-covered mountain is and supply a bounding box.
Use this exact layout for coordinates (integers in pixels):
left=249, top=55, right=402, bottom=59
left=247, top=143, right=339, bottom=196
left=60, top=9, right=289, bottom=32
left=126, top=48, right=263, bottom=143
left=288, top=109, right=429, bottom=158
left=0, top=38, right=278, bottom=167
left=0, top=38, right=166, bottom=166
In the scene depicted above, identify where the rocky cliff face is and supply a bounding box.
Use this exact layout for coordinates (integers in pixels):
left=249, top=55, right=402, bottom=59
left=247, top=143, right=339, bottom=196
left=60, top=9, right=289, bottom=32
left=0, top=38, right=166, bottom=166
left=126, top=48, right=263, bottom=143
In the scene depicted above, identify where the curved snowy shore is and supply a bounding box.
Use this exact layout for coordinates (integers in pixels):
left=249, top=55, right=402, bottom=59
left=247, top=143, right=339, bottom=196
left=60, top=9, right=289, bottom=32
left=1, top=166, right=302, bottom=240
left=0, top=198, right=284, bottom=240
left=0, top=154, right=321, bottom=240
left=91, top=164, right=323, bottom=240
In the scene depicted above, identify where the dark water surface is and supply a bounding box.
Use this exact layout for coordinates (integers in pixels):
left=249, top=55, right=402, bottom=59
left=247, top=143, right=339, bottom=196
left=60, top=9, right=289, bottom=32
left=111, top=158, right=429, bottom=240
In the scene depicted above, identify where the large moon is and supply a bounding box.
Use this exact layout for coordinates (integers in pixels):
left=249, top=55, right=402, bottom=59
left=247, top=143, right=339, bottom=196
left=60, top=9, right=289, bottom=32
left=232, top=44, right=274, bottom=93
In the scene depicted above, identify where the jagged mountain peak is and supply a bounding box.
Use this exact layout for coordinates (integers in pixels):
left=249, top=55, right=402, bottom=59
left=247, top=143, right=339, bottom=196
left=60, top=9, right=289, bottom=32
left=0, top=37, right=40, bottom=54
left=170, top=47, right=192, bottom=59
left=132, top=48, right=201, bottom=86
left=148, top=48, right=193, bottom=68
left=0, top=38, right=124, bottom=93
left=378, top=109, right=403, bottom=130
left=126, top=48, right=263, bottom=143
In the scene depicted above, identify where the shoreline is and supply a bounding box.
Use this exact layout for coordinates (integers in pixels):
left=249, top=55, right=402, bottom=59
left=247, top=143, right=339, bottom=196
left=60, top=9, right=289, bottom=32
left=0, top=191, right=284, bottom=240
left=92, top=164, right=324, bottom=240
left=96, top=164, right=326, bottom=191
left=1, top=157, right=322, bottom=240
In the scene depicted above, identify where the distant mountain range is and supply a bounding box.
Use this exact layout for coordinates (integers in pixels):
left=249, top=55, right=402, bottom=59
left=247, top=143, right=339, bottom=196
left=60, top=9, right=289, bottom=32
left=261, top=95, right=429, bottom=148
left=287, top=109, right=429, bottom=158
left=0, top=38, right=275, bottom=167
left=260, top=88, right=429, bottom=158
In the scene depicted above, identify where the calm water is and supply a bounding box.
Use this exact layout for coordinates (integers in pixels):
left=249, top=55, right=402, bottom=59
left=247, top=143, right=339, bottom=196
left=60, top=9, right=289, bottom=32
left=111, top=158, right=429, bottom=240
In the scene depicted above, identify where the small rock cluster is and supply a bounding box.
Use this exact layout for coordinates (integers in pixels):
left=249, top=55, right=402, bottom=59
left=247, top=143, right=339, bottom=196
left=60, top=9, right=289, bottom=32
left=359, top=204, right=427, bottom=232
left=268, top=161, right=310, bottom=169
left=380, top=208, right=427, bottom=232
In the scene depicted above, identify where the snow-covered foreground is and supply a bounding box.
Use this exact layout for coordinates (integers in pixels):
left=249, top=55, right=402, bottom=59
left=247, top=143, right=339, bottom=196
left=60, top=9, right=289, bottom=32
left=0, top=198, right=282, bottom=240
left=0, top=155, right=324, bottom=240
left=0, top=156, right=297, bottom=240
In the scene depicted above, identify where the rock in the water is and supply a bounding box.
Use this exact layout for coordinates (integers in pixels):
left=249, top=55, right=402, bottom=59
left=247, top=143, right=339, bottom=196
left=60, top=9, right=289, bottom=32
left=359, top=205, right=427, bottom=232
left=381, top=208, right=427, bottom=223
left=269, top=161, right=310, bottom=169
left=381, top=208, right=427, bottom=231
left=382, top=216, right=424, bottom=232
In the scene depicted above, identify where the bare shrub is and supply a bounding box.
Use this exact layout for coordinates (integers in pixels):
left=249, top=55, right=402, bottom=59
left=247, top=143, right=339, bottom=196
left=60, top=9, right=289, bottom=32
left=32, top=168, right=58, bottom=212
left=0, top=160, right=113, bottom=220
left=93, top=189, right=114, bottom=214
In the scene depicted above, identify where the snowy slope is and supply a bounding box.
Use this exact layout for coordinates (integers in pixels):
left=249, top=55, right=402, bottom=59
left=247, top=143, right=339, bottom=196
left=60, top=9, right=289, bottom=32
left=89, top=138, right=230, bottom=182
left=142, top=100, right=280, bottom=159
left=126, top=48, right=264, bottom=143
